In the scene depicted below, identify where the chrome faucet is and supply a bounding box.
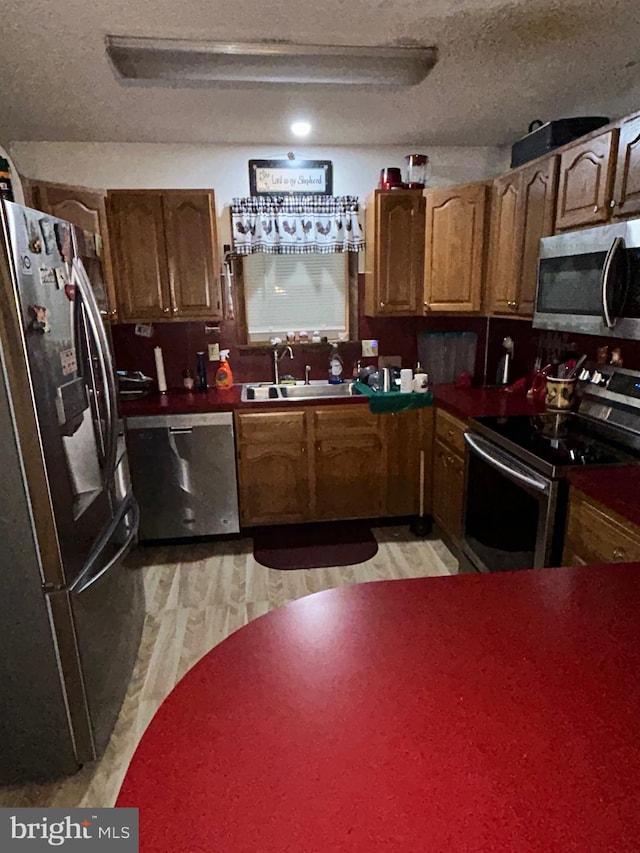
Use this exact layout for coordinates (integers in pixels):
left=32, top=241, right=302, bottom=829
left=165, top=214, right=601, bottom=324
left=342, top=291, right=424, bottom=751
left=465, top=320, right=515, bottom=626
left=273, top=345, right=293, bottom=385
left=304, top=365, right=311, bottom=385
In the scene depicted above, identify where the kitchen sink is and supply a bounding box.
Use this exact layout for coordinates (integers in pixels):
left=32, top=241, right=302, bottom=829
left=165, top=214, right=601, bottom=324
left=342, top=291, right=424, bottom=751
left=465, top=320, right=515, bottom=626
left=241, top=380, right=360, bottom=402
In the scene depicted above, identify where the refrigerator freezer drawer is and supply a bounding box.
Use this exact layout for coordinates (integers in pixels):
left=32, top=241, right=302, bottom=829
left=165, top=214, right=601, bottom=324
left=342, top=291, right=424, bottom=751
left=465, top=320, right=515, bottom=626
left=126, top=412, right=240, bottom=541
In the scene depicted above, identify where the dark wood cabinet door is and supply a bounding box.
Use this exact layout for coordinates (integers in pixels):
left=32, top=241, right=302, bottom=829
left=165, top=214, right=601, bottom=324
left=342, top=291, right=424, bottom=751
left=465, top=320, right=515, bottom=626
left=163, top=191, right=222, bottom=319
left=364, top=189, right=425, bottom=316
left=235, top=411, right=310, bottom=526
left=424, top=182, right=488, bottom=313
left=555, top=130, right=618, bottom=230
left=517, top=156, right=559, bottom=316
left=432, top=439, right=451, bottom=532
left=108, top=192, right=171, bottom=321
left=30, top=180, right=119, bottom=321
left=488, top=175, right=521, bottom=314
left=612, top=112, right=640, bottom=219
left=385, top=409, right=433, bottom=517
left=314, top=435, right=384, bottom=520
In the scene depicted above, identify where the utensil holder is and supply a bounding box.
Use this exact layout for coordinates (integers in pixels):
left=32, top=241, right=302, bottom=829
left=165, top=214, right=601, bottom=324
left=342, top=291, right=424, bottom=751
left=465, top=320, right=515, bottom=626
left=545, top=377, right=576, bottom=411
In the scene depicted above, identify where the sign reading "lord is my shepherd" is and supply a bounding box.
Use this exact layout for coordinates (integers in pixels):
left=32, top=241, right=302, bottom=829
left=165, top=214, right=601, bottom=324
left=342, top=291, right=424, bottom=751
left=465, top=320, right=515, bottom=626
left=249, top=159, right=333, bottom=196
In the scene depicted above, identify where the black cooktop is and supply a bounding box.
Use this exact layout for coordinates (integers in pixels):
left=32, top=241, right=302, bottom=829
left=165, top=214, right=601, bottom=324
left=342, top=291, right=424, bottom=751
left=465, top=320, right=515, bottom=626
left=471, top=412, right=640, bottom=477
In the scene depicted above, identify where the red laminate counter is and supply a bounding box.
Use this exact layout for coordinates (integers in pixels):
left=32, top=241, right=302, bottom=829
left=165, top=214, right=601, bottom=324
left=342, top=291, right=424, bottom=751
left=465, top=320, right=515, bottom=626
left=433, top=383, right=546, bottom=421
left=121, top=383, right=544, bottom=419
left=568, top=466, right=640, bottom=528
left=118, top=564, right=640, bottom=852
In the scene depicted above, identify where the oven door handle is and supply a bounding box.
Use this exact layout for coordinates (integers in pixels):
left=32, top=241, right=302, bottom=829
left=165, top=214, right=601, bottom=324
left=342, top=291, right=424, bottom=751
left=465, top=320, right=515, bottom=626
left=464, top=433, right=550, bottom=493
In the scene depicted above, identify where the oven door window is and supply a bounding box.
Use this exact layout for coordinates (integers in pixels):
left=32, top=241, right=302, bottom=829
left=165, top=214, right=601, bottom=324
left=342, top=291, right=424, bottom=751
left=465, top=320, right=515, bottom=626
left=465, top=450, right=544, bottom=572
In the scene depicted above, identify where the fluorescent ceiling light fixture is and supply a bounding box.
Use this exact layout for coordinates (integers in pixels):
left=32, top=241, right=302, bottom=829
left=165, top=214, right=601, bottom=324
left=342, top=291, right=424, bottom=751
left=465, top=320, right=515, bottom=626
left=291, top=121, right=311, bottom=137
left=106, top=37, right=438, bottom=86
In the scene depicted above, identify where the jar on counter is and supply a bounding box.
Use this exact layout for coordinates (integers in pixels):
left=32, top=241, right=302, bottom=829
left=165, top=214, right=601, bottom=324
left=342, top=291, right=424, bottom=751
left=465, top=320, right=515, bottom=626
left=182, top=368, right=195, bottom=391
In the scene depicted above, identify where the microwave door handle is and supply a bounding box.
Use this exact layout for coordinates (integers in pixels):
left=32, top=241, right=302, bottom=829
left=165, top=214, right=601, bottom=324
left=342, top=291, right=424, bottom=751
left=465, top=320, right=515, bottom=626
left=464, top=433, right=549, bottom=493
left=601, top=236, right=625, bottom=329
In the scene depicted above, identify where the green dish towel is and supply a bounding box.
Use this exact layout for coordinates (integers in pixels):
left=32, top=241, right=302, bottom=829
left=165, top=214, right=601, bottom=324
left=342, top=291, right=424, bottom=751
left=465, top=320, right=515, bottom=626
left=353, top=381, right=434, bottom=414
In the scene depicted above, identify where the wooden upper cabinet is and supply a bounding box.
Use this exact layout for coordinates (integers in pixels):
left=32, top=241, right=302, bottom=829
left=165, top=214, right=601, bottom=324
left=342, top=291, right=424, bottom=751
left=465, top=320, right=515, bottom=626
left=612, top=112, right=640, bottom=219
left=163, top=191, right=221, bottom=319
left=108, top=192, right=171, bottom=321
left=555, top=129, right=618, bottom=230
left=488, top=174, right=521, bottom=313
left=489, top=157, right=558, bottom=317
left=27, top=180, right=119, bottom=321
left=364, top=189, right=425, bottom=316
left=108, top=189, right=221, bottom=323
left=424, top=182, right=489, bottom=313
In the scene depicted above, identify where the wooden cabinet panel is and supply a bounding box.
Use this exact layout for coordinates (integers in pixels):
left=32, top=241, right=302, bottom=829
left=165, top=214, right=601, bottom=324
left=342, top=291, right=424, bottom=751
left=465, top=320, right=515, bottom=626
left=163, top=191, right=222, bottom=319
left=235, top=411, right=310, bottom=526
left=29, top=180, right=118, bottom=321
left=612, top=112, right=640, bottom=219
left=517, top=157, right=559, bottom=315
left=385, top=409, right=433, bottom=517
left=555, top=130, right=618, bottom=230
left=364, top=190, right=425, bottom=316
left=314, top=435, right=384, bottom=520
left=435, top=408, right=467, bottom=457
left=424, top=182, right=489, bottom=313
left=563, top=489, right=640, bottom=566
left=108, top=193, right=171, bottom=321
left=488, top=175, right=521, bottom=313
left=433, top=409, right=467, bottom=542
left=313, top=405, right=381, bottom=437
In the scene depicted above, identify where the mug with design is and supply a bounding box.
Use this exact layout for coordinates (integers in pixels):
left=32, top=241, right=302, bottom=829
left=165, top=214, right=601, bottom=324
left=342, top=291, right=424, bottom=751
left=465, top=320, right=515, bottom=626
left=545, top=377, right=577, bottom=411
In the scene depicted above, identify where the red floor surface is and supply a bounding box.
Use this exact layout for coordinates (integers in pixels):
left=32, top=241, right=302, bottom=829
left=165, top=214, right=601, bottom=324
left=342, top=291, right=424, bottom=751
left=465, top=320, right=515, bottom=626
left=117, top=566, right=640, bottom=852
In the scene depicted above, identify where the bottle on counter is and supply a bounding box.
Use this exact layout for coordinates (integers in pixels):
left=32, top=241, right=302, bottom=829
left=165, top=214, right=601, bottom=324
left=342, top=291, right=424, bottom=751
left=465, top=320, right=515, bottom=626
left=182, top=368, right=195, bottom=391
left=215, top=349, right=234, bottom=389
left=196, top=351, right=208, bottom=392
left=328, top=344, right=344, bottom=384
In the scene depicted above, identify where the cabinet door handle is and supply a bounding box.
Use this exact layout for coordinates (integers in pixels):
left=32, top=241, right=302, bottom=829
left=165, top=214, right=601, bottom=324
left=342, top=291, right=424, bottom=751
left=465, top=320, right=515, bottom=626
left=424, top=301, right=430, bottom=310
left=593, top=205, right=599, bottom=213
left=613, top=547, right=627, bottom=561
left=172, top=306, right=179, bottom=314
left=380, top=301, right=386, bottom=308
left=162, top=307, right=170, bottom=314
left=610, top=199, right=617, bottom=208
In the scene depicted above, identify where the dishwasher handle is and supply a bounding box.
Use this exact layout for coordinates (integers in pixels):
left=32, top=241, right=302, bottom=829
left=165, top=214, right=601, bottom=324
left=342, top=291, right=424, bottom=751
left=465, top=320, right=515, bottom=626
left=464, top=432, right=551, bottom=494
left=169, top=427, right=193, bottom=434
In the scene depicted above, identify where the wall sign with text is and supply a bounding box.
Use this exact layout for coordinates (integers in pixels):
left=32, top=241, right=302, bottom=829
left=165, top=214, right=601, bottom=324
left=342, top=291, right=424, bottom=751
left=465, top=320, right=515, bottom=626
left=249, top=160, right=333, bottom=196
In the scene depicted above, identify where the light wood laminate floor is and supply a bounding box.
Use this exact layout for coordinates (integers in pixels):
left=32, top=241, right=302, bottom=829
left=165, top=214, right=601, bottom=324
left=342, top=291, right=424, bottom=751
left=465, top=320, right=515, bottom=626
left=0, top=526, right=457, bottom=809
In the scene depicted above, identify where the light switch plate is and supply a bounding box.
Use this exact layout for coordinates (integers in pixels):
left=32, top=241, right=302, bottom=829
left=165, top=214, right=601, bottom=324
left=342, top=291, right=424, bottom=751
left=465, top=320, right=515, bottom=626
left=208, top=343, right=220, bottom=361
left=361, top=339, right=378, bottom=357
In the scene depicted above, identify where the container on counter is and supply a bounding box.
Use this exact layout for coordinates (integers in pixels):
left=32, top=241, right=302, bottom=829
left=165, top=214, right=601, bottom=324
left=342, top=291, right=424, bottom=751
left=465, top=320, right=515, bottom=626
left=196, top=351, right=208, bottom=392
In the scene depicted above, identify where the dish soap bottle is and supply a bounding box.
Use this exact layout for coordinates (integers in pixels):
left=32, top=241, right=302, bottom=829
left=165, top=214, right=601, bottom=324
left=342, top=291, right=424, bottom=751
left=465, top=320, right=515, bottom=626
left=328, top=344, right=344, bottom=384
left=215, top=349, right=234, bottom=389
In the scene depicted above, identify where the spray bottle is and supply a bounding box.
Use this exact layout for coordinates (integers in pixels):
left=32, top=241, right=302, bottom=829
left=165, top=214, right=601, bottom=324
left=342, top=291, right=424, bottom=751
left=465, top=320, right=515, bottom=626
left=215, top=350, right=234, bottom=389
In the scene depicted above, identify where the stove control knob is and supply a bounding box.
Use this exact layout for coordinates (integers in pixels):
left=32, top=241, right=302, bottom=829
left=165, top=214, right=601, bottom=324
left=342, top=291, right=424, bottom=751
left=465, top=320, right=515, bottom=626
left=599, top=372, right=610, bottom=386
left=592, top=370, right=602, bottom=384
left=578, top=368, right=591, bottom=382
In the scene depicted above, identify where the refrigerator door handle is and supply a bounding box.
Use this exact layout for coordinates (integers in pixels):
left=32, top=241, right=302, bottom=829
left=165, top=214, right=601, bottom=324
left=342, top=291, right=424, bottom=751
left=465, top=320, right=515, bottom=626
left=69, top=493, right=139, bottom=596
left=71, top=259, right=119, bottom=485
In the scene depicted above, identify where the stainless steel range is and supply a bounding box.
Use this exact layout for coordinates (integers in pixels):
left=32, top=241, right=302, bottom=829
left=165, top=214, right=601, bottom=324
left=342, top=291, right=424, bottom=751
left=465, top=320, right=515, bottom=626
left=461, top=366, right=640, bottom=573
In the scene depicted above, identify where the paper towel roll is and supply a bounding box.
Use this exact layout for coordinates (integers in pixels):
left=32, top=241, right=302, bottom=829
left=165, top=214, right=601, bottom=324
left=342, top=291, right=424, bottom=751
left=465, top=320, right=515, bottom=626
left=154, top=346, right=167, bottom=393
left=400, top=369, right=413, bottom=394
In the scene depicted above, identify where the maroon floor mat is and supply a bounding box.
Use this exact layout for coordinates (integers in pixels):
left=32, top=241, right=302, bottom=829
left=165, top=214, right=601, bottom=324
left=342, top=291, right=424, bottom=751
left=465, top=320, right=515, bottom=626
left=253, top=521, right=378, bottom=570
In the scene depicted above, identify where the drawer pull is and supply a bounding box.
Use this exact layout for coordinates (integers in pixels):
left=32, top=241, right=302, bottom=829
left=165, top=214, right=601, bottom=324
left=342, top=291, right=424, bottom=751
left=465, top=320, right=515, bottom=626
left=613, top=547, right=627, bottom=561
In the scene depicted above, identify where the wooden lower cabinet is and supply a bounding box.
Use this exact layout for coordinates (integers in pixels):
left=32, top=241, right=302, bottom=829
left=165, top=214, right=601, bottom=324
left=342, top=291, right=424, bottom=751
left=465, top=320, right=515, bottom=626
left=235, top=405, right=432, bottom=526
left=235, top=411, right=310, bottom=526
left=562, top=488, right=640, bottom=566
left=432, top=409, right=467, bottom=542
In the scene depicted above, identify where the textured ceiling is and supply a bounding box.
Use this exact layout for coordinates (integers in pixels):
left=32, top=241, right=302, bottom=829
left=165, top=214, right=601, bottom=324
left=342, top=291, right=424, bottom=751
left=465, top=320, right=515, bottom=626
left=1, top=0, right=640, bottom=146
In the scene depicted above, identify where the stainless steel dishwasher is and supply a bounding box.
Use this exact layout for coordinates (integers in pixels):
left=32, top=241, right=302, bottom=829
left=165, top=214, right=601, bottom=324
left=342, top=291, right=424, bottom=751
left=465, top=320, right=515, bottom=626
left=125, top=413, right=240, bottom=541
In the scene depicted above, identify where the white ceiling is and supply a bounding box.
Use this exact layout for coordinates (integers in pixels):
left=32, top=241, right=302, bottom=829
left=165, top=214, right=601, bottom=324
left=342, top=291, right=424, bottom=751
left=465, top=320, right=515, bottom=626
left=2, top=0, right=640, bottom=147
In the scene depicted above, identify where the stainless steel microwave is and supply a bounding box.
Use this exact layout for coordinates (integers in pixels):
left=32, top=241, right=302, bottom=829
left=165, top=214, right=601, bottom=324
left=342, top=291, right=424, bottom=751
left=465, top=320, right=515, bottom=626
left=533, top=218, right=640, bottom=338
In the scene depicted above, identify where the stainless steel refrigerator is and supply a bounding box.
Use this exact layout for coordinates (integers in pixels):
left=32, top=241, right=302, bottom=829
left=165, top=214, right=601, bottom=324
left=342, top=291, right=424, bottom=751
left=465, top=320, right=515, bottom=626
left=0, top=201, right=145, bottom=784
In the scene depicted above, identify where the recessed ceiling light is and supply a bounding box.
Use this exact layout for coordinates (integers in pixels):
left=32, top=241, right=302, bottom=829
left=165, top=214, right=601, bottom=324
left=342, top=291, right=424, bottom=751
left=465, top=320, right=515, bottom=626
left=291, top=121, right=311, bottom=137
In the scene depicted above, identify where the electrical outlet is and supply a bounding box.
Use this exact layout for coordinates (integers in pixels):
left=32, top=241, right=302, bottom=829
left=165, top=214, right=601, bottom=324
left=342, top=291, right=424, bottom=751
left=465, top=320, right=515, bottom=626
left=134, top=324, right=153, bottom=338
left=361, top=339, right=378, bottom=357
left=208, top=343, right=220, bottom=361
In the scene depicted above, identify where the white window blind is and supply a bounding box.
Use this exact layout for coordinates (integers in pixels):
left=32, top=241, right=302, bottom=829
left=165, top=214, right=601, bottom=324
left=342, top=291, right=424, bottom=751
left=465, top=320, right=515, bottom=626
left=243, top=254, right=348, bottom=342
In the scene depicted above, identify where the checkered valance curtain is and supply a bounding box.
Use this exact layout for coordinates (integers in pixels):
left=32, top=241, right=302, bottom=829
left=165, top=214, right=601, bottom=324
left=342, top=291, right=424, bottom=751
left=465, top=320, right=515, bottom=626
left=231, top=195, right=364, bottom=254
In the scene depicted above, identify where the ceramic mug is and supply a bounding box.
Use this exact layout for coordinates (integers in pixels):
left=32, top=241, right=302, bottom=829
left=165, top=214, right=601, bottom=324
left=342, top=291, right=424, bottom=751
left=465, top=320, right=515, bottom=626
left=413, top=372, right=429, bottom=393
left=545, top=377, right=577, bottom=411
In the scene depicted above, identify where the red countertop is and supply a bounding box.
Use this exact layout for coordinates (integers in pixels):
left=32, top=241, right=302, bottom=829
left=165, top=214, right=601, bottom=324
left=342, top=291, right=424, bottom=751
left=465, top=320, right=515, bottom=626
left=121, top=383, right=545, bottom=419
left=118, top=564, right=640, bottom=852
left=568, top=466, right=640, bottom=528
left=433, top=383, right=546, bottom=421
